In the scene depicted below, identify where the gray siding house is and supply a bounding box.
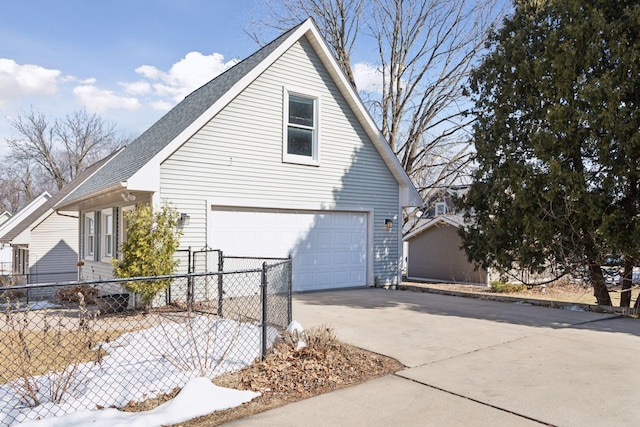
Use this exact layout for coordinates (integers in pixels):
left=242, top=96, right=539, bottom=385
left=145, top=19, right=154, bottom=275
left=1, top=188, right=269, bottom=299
left=0, top=154, right=118, bottom=284
left=56, top=19, right=421, bottom=291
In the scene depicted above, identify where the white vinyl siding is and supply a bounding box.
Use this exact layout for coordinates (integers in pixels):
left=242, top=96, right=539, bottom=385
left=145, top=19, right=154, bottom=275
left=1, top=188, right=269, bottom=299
left=160, top=36, right=401, bottom=286
left=28, top=212, right=79, bottom=284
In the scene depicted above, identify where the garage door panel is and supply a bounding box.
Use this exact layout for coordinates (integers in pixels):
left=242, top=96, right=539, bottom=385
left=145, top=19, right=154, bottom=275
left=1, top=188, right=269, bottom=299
left=210, top=208, right=367, bottom=291
left=350, top=269, right=366, bottom=283
left=316, top=231, right=334, bottom=247
left=333, top=251, right=351, bottom=265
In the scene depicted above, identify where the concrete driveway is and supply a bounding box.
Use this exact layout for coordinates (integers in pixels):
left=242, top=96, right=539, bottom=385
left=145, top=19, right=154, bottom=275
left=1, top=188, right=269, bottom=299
left=227, top=288, right=640, bottom=427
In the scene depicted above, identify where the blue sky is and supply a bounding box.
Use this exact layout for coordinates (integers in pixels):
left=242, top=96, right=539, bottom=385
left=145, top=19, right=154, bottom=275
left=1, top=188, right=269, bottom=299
left=0, top=0, right=280, bottom=154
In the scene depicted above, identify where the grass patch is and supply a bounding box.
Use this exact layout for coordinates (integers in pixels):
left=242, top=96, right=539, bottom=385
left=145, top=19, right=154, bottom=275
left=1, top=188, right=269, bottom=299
left=489, top=280, right=526, bottom=293
left=0, top=329, right=127, bottom=383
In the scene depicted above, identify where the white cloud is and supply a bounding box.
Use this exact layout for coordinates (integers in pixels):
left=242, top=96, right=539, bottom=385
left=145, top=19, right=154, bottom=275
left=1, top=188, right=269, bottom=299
left=120, top=80, right=152, bottom=95
left=353, top=62, right=384, bottom=94
left=0, top=58, right=61, bottom=105
left=150, top=100, right=173, bottom=111
left=136, top=52, right=238, bottom=101
left=136, top=64, right=161, bottom=80
left=73, top=85, right=141, bottom=113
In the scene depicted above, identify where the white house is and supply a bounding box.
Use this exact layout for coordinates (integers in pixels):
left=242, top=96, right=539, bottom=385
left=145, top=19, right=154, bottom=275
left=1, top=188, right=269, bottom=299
left=56, top=19, right=421, bottom=291
left=0, top=211, right=10, bottom=225
left=0, top=154, right=119, bottom=284
left=0, top=193, right=51, bottom=277
left=0, top=211, right=12, bottom=274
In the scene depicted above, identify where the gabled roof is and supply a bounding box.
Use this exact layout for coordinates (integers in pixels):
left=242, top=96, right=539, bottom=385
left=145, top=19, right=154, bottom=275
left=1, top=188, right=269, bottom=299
left=0, top=192, right=51, bottom=240
left=0, top=150, right=120, bottom=244
left=58, top=18, right=420, bottom=209
left=403, top=214, right=466, bottom=242
left=0, top=211, right=11, bottom=225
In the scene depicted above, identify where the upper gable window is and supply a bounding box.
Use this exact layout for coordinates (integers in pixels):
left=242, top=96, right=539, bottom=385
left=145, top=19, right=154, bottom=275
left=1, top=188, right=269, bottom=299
left=435, top=202, right=447, bottom=216
left=283, top=87, right=320, bottom=165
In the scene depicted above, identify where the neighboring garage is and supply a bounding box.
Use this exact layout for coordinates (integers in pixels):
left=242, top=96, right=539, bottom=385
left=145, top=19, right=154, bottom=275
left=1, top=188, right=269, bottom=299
left=209, top=207, right=369, bottom=292
left=404, top=216, right=488, bottom=285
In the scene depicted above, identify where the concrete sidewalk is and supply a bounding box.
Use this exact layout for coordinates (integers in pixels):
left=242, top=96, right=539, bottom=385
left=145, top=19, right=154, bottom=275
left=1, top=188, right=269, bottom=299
left=226, top=288, right=640, bottom=426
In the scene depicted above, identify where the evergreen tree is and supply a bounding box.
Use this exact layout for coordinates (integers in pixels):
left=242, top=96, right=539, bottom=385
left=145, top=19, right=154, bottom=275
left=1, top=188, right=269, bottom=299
left=112, top=204, right=182, bottom=311
left=460, top=0, right=640, bottom=306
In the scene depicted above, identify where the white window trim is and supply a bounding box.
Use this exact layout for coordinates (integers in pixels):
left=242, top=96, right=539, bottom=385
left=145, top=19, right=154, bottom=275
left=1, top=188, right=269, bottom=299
left=282, top=86, right=321, bottom=166
left=84, top=212, right=95, bottom=260
left=101, top=209, right=113, bottom=261
left=435, top=202, right=447, bottom=216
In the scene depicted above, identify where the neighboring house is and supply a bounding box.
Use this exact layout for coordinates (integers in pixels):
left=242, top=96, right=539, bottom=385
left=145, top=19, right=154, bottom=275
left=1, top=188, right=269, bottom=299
left=56, top=19, right=421, bottom=291
left=0, top=153, right=120, bottom=284
left=404, top=185, right=488, bottom=285
left=0, top=211, right=11, bottom=225
left=0, top=211, right=12, bottom=274
left=0, top=193, right=51, bottom=277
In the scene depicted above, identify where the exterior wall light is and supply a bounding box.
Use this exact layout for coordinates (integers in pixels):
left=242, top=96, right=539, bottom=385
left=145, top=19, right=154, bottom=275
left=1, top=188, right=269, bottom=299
left=385, top=219, right=393, bottom=231
left=178, top=213, right=190, bottom=226
left=121, top=191, right=136, bottom=202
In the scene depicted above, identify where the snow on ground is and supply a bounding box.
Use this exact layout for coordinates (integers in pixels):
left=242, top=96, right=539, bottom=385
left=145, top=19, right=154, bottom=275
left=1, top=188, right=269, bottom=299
left=17, top=377, right=259, bottom=427
left=0, top=301, right=60, bottom=312
left=0, top=316, right=279, bottom=426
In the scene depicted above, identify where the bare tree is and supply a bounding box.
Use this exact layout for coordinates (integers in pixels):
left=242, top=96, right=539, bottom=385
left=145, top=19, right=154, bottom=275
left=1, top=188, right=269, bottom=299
left=0, top=165, right=31, bottom=213
left=251, top=0, right=504, bottom=232
left=3, top=109, right=127, bottom=207
left=248, top=0, right=364, bottom=87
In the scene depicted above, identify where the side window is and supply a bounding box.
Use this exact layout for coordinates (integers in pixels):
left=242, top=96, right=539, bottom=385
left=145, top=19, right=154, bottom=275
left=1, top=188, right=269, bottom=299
left=435, top=202, right=447, bottom=216
left=283, top=87, right=320, bottom=165
left=103, top=212, right=113, bottom=258
left=84, top=213, right=95, bottom=259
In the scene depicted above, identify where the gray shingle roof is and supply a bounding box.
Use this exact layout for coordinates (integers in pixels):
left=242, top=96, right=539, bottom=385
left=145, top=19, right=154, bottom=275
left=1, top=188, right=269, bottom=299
left=62, top=22, right=303, bottom=206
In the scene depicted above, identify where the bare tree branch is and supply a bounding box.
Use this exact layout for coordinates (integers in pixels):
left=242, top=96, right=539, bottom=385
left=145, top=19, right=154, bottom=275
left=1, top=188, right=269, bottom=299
left=1, top=109, right=127, bottom=210
left=247, top=0, right=363, bottom=87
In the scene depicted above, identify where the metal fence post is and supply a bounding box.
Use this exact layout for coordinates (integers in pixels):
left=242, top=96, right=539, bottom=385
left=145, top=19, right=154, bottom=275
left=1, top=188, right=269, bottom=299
left=186, top=246, right=193, bottom=310
left=217, top=250, right=224, bottom=317
left=261, top=261, right=268, bottom=360
left=287, top=255, right=293, bottom=325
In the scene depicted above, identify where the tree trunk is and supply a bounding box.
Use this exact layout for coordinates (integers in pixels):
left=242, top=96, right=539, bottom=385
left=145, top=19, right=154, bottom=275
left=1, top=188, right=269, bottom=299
left=620, top=259, right=633, bottom=308
left=588, top=262, right=612, bottom=306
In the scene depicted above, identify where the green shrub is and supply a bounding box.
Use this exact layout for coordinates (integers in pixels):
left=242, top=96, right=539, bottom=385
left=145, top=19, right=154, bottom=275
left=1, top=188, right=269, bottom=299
left=112, top=204, right=182, bottom=311
left=489, top=280, right=526, bottom=293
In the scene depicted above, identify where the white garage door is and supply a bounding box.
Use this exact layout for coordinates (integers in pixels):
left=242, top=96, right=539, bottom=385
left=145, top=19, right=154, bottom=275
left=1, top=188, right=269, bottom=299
left=209, top=208, right=367, bottom=291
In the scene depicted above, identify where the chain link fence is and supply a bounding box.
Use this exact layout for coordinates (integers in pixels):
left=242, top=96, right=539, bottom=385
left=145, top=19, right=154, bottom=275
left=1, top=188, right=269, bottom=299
left=0, top=255, right=291, bottom=426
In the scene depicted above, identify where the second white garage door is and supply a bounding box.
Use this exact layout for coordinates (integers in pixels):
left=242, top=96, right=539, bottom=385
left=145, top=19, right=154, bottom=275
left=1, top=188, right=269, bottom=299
left=209, top=208, right=368, bottom=291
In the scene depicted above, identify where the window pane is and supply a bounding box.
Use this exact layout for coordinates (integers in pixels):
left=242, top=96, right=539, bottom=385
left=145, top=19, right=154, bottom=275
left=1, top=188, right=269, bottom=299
left=289, top=95, right=314, bottom=127
left=88, top=218, right=94, bottom=235
left=287, top=126, right=313, bottom=156
left=106, top=215, right=113, bottom=235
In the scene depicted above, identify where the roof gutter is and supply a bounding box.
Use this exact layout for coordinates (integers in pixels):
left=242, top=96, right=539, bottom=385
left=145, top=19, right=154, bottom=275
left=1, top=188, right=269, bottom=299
left=54, top=182, right=128, bottom=211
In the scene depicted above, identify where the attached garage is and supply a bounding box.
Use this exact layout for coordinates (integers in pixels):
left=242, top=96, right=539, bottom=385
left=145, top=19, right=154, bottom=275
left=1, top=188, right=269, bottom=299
left=209, top=207, right=369, bottom=291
